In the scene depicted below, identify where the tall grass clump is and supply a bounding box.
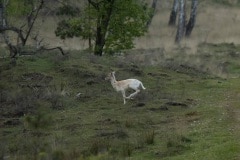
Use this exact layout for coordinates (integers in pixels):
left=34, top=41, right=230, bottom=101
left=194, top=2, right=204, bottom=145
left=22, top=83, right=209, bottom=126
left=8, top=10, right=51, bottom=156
left=144, top=130, right=155, bottom=145
left=88, top=138, right=110, bottom=156
left=164, top=134, right=191, bottom=156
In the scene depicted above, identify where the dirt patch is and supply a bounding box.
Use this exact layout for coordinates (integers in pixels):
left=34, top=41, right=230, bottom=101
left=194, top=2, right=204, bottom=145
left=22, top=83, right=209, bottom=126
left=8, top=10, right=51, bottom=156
left=132, top=102, right=146, bottom=108
left=96, top=130, right=128, bottom=139
left=148, top=106, right=169, bottom=112
left=162, top=101, right=188, bottom=108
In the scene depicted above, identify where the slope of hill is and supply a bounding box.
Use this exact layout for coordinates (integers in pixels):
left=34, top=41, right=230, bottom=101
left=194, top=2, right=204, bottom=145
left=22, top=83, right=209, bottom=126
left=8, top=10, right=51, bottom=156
left=0, top=43, right=240, bottom=159
left=0, top=1, right=240, bottom=160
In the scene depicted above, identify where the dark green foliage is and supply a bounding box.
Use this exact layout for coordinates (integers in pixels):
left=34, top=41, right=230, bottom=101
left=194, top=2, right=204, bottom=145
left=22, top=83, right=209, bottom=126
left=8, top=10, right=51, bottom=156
left=104, top=0, right=149, bottom=53
left=6, top=0, right=38, bottom=16
left=56, top=5, right=80, bottom=16
left=55, top=19, right=83, bottom=39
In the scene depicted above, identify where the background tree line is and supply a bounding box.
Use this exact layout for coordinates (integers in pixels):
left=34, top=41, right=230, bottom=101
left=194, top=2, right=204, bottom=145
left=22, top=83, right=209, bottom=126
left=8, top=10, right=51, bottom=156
left=0, top=0, right=198, bottom=58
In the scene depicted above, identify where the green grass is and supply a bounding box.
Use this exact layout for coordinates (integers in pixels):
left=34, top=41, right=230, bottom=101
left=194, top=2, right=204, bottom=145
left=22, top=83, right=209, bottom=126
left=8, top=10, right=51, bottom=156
left=0, top=43, right=240, bottom=160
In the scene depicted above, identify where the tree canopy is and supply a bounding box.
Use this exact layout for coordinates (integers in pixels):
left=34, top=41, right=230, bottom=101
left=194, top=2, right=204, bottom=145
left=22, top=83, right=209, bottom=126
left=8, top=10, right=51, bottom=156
left=55, top=0, right=151, bottom=55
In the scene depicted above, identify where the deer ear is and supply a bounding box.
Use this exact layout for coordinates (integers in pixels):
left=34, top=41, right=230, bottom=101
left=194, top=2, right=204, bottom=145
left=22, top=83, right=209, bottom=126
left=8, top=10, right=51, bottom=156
left=112, top=71, right=115, bottom=74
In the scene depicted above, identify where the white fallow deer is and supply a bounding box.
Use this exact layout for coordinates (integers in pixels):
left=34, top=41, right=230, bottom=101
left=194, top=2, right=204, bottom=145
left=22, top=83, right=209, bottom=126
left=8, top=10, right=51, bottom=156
left=105, top=71, right=146, bottom=104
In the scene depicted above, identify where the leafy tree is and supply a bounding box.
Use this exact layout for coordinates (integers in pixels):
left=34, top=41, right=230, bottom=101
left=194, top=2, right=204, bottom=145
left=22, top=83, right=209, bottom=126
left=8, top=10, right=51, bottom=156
left=55, top=0, right=151, bottom=56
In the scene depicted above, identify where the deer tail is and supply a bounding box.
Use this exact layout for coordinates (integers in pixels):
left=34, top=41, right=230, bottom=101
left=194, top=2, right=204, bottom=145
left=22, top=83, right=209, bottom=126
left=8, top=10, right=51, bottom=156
left=140, top=82, right=146, bottom=90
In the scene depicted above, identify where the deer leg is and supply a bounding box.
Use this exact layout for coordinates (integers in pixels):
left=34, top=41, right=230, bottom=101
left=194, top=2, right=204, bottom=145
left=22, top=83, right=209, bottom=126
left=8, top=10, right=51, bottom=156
left=127, top=89, right=140, bottom=99
left=121, top=90, right=127, bottom=104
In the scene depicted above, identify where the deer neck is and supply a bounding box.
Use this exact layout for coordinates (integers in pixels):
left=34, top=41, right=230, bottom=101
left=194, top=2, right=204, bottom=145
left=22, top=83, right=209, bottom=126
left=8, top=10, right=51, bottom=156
left=110, top=77, right=119, bottom=91
left=110, top=77, right=116, bottom=85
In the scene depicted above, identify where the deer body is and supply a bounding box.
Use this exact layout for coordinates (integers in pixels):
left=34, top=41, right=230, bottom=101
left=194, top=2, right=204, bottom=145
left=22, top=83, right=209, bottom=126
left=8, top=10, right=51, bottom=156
left=106, top=72, right=146, bottom=104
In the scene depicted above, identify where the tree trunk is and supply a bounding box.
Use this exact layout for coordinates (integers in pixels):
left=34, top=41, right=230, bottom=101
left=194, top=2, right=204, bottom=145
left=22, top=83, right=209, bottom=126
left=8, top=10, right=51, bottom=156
left=0, top=3, right=4, bottom=27
left=168, top=0, right=179, bottom=26
left=94, top=16, right=105, bottom=56
left=175, top=0, right=186, bottom=44
left=88, top=1, right=92, bottom=51
left=92, top=0, right=115, bottom=56
left=146, top=0, right=158, bottom=28
left=185, top=0, right=198, bottom=37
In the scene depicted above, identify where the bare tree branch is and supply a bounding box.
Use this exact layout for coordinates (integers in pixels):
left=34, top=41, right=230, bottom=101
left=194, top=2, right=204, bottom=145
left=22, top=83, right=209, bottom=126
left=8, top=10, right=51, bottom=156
left=23, top=0, right=44, bottom=45
left=39, top=46, right=66, bottom=55
left=0, top=0, right=66, bottom=59
left=20, top=46, right=66, bottom=56
left=0, top=26, right=25, bottom=43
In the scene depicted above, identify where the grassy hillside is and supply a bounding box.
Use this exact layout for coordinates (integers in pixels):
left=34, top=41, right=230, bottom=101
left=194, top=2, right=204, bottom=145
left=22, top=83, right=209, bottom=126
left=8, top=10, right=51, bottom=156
left=1, top=1, right=240, bottom=160
left=1, top=42, right=240, bottom=159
